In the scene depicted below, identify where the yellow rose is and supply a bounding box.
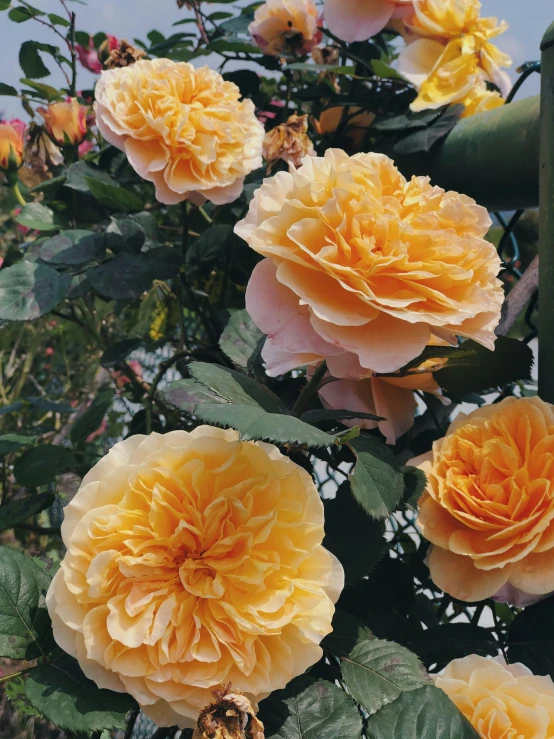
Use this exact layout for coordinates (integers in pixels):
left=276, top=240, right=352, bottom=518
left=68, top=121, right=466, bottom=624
left=415, top=396, right=554, bottom=603
left=236, top=149, right=503, bottom=379
left=94, top=59, right=265, bottom=205
left=0, top=118, right=26, bottom=170
left=38, top=99, right=88, bottom=145
left=461, top=82, right=503, bottom=118
left=263, top=114, right=315, bottom=170
left=406, top=0, right=482, bottom=38
left=249, top=0, right=321, bottom=57
left=46, top=427, right=343, bottom=728
left=436, top=655, right=554, bottom=738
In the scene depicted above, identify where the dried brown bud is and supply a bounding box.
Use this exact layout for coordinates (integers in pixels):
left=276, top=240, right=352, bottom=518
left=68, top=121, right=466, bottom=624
left=263, top=114, right=315, bottom=172
left=105, top=40, right=147, bottom=69
left=192, top=686, right=264, bottom=739
left=311, top=45, right=340, bottom=66
left=25, top=121, right=63, bottom=178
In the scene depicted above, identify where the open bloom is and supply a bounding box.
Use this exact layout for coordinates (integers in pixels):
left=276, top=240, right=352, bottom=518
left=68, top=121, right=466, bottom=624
left=415, top=396, right=554, bottom=603
left=236, top=149, right=503, bottom=379
left=38, top=99, right=88, bottom=146
left=249, top=0, right=321, bottom=57
left=436, top=655, right=554, bottom=738
left=0, top=119, right=26, bottom=170
left=46, top=427, right=343, bottom=728
left=95, top=59, right=264, bottom=205
left=398, top=0, right=512, bottom=115
left=324, top=0, right=413, bottom=43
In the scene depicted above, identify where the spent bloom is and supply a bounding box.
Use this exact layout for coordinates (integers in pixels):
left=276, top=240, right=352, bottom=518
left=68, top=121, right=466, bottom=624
left=249, top=0, right=322, bottom=57
left=192, top=688, right=264, bottom=739
left=436, top=655, right=554, bottom=738
left=38, top=99, right=88, bottom=146
left=324, top=0, right=413, bottom=43
left=398, top=0, right=512, bottom=116
left=95, top=59, right=264, bottom=205
left=0, top=119, right=26, bottom=170
left=236, top=149, right=503, bottom=380
left=415, top=396, right=554, bottom=603
left=263, top=114, right=315, bottom=171
left=46, top=427, right=343, bottom=728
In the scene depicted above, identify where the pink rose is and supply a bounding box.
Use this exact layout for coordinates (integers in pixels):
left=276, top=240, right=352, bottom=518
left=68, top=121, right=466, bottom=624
left=78, top=140, right=94, bottom=157
left=76, top=37, right=102, bottom=74
left=324, top=0, right=413, bottom=42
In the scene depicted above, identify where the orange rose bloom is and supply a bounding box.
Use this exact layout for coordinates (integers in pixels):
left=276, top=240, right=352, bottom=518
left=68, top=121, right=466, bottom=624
left=46, top=427, right=343, bottom=728
left=436, top=655, right=554, bottom=738
left=94, top=59, right=264, bottom=205
left=236, top=149, right=503, bottom=379
left=0, top=119, right=26, bottom=170
left=38, top=99, right=88, bottom=145
left=415, top=397, right=554, bottom=602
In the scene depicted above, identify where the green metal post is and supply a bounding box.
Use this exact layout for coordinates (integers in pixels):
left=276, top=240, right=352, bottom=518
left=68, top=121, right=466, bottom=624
left=397, top=96, right=540, bottom=211
left=540, top=23, right=554, bottom=403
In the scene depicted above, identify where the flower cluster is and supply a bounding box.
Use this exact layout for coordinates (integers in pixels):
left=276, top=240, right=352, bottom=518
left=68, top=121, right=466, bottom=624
left=47, top=428, right=343, bottom=728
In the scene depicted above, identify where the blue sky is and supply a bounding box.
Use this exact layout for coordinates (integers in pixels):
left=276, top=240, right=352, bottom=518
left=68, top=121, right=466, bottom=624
left=0, top=0, right=551, bottom=118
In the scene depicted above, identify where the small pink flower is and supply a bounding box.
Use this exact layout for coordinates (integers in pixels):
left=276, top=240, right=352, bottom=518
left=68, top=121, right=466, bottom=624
left=86, top=416, right=108, bottom=442
left=76, top=37, right=102, bottom=74
left=113, top=359, right=142, bottom=388
left=78, top=140, right=94, bottom=157
left=45, top=347, right=55, bottom=356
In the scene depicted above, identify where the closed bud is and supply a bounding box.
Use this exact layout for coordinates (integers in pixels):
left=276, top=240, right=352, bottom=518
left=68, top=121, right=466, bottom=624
left=0, top=119, right=26, bottom=171
left=193, top=688, right=264, bottom=739
left=37, top=99, right=88, bottom=146
left=263, top=113, right=315, bottom=170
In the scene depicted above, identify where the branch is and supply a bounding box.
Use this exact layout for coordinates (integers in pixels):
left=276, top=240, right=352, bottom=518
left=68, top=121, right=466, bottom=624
left=496, top=255, right=539, bottom=336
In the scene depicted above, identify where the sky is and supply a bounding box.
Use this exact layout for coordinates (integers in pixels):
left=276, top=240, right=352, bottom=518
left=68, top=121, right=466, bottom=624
left=0, top=0, right=552, bottom=119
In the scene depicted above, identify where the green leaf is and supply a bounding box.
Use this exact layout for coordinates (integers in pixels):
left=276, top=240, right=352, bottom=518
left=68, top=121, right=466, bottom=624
left=10, top=5, right=38, bottom=21
left=219, top=309, right=263, bottom=368
left=0, top=1, right=11, bottom=10
left=0, top=82, right=18, bottom=96
left=48, top=12, right=70, bottom=26
left=341, top=639, right=429, bottom=715
left=401, top=465, right=427, bottom=510
left=408, top=624, right=499, bottom=670
left=19, top=78, right=62, bottom=101
left=324, top=482, right=385, bottom=585
left=371, top=59, right=404, bottom=79
left=507, top=595, right=554, bottom=679
left=207, top=38, right=262, bottom=54
left=70, top=389, right=113, bottom=446
left=436, top=336, right=534, bottom=394
left=260, top=676, right=363, bottom=739
left=186, top=224, right=233, bottom=270
left=218, top=12, right=254, bottom=34
left=286, top=63, right=357, bottom=75
left=163, top=378, right=228, bottom=411
left=322, top=610, right=374, bottom=659
left=0, top=546, right=53, bottom=659
left=39, top=230, right=105, bottom=266
left=301, top=409, right=383, bottom=424
left=188, top=362, right=288, bottom=413
left=64, top=161, right=115, bottom=193
left=0, top=493, right=55, bottom=532
left=106, top=217, right=146, bottom=253
left=0, top=433, right=37, bottom=456
left=196, top=404, right=338, bottom=448
left=372, top=108, right=444, bottom=133
left=15, top=202, right=62, bottom=232
left=365, top=685, right=479, bottom=739
left=13, top=445, right=74, bottom=487
left=19, top=40, right=50, bottom=78
left=393, top=105, right=465, bottom=156
left=100, top=339, right=143, bottom=368
left=88, top=254, right=154, bottom=300
left=85, top=177, right=143, bottom=211
left=349, top=435, right=405, bottom=519
left=0, top=262, right=70, bottom=321
left=25, top=654, right=137, bottom=733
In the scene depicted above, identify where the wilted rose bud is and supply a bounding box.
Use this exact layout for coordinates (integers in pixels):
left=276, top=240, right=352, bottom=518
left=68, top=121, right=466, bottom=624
left=105, top=39, right=147, bottom=69
left=37, top=99, right=88, bottom=146
left=193, top=688, right=264, bottom=739
left=311, top=45, right=340, bottom=66
left=26, top=122, right=64, bottom=171
left=0, top=119, right=26, bottom=171
left=263, top=113, right=315, bottom=171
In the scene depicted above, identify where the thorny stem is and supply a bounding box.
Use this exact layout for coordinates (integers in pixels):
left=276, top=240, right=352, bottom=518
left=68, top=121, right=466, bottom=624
left=292, top=361, right=327, bottom=415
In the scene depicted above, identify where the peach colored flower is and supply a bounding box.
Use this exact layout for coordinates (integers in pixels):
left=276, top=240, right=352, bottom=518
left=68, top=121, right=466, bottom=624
left=236, top=149, right=503, bottom=379
left=46, top=427, right=343, bottom=729
left=263, top=114, right=315, bottom=170
left=95, top=59, right=265, bottom=206
left=436, top=655, right=554, bottom=739
left=38, top=99, right=88, bottom=146
left=317, top=359, right=446, bottom=445
left=249, top=0, right=322, bottom=57
left=324, top=0, right=413, bottom=43
left=0, top=119, right=26, bottom=170
left=415, top=396, right=554, bottom=603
